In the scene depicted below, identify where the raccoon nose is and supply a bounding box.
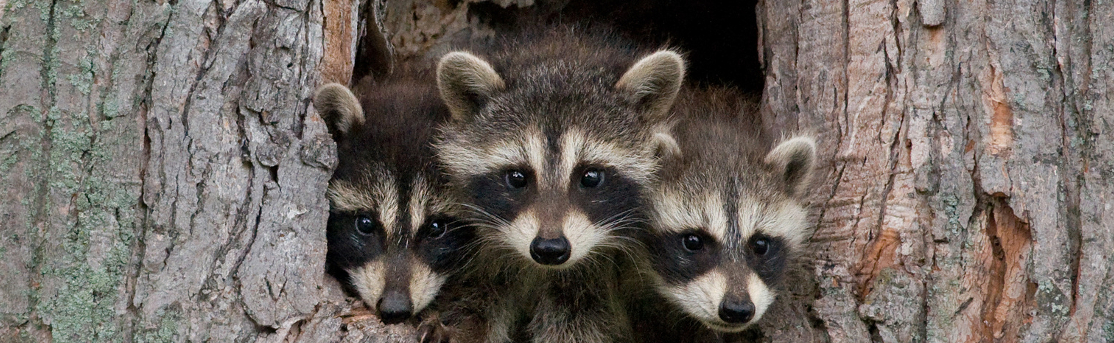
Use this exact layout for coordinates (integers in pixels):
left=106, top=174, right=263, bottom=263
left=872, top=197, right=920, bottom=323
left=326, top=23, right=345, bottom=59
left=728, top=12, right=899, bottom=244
left=376, top=290, right=413, bottom=324
left=718, top=298, right=755, bottom=324
left=529, top=236, right=571, bottom=265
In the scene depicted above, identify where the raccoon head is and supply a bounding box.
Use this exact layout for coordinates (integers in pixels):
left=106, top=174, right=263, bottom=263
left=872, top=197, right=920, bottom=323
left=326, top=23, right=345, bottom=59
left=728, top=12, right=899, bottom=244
left=315, top=83, right=471, bottom=324
left=434, top=48, right=684, bottom=270
left=649, top=135, right=817, bottom=331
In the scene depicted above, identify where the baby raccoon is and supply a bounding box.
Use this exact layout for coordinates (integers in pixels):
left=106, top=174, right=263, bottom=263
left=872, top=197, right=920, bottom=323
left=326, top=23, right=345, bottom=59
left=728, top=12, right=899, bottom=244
left=430, top=28, right=685, bottom=342
left=632, top=87, right=817, bottom=338
left=314, top=74, right=473, bottom=324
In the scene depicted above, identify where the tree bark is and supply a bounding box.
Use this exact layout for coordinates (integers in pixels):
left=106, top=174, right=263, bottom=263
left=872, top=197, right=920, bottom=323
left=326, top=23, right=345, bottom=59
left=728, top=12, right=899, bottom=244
left=1, top=0, right=1111, bottom=342
left=756, top=0, right=1114, bottom=342
left=0, top=0, right=396, bottom=340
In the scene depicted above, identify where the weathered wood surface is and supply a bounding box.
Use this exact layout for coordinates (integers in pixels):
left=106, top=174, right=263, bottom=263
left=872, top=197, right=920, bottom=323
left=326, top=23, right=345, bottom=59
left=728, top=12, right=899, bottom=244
left=1, top=0, right=1111, bottom=342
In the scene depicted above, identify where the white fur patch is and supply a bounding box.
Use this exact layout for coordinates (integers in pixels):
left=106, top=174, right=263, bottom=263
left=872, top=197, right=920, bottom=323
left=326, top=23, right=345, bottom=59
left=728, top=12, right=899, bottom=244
left=524, top=131, right=548, bottom=185
left=661, top=269, right=778, bottom=332
left=557, top=129, right=585, bottom=188
left=408, top=176, right=430, bottom=240
left=328, top=177, right=399, bottom=240
left=702, top=193, right=728, bottom=240
left=561, top=211, right=606, bottom=266
left=762, top=202, right=810, bottom=248
left=376, top=182, right=399, bottom=240
left=562, top=129, right=657, bottom=187
left=652, top=189, right=727, bottom=240
left=747, top=274, right=776, bottom=324
left=327, top=179, right=377, bottom=212
left=737, top=199, right=809, bottom=249
left=662, top=270, right=726, bottom=324
left=735, top=201, right=762, bottom=241
left=502, top=210, right=540, bottom=261
left=409, top=262, right=447, bottom=312
left=437, top=129, right=548, bottom=183
left=348, top=260, right=387, bottom=311
left=651, top=188, right=700, bottom=233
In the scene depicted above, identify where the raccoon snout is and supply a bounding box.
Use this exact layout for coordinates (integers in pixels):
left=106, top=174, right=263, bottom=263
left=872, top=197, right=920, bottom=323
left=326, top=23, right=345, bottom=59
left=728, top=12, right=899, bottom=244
left=377, top=290, right=414, bottom=324
left=717, top=297, right=755, bottom=324
left=529, top=236, right=571, bottom=265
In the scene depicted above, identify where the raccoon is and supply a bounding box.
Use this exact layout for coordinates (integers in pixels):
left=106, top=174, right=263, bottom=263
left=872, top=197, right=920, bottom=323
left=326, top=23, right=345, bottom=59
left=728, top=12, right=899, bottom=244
left=314, top=73, right=473, bottom=324
left=628, top=86, right=817, bottom=340
left=429, top=28, right=685, bottom=342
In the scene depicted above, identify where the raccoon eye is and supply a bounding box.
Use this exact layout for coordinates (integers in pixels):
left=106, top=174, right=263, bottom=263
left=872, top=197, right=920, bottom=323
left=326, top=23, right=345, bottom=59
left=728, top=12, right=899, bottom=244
left=428, top=219, right=448, bottom=238
left=682, top=234, right=704, bottom=251
left=505, top=170, right=528, bottom=189
left=355, top=215, right=377, bottom=235
left=580, top=169, right=604, bottom=188
left=753, top=238, right=769, bottom=255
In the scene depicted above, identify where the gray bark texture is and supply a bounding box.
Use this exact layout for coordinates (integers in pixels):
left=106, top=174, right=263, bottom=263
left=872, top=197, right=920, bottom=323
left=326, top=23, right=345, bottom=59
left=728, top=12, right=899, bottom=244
left=0, top=0, right=1111, bottom=342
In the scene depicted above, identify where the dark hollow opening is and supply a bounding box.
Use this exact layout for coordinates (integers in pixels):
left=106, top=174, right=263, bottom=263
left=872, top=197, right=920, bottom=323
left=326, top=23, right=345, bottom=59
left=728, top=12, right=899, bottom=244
left=350, top=0, right=764, bottom=94
left=546, top=0, right=765, bottom=93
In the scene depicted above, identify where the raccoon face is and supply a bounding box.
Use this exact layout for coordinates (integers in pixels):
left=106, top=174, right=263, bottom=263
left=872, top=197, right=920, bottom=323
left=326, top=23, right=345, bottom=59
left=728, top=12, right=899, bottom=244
left=435, top=49, right=685, bottom=269
left=326, top=174, right=469, bottom=323
left=648, top=137, right=817, bottom=331
left=315, top=83, right=470, bottom=324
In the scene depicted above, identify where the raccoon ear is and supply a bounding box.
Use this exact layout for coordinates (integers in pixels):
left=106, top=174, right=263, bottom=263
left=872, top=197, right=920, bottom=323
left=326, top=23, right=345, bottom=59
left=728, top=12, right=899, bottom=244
left=651, top=131, right=681, bottom=161
left=313, top=83, right=365, bottom=141
left=437, top=51, right=505, bottom=121
left=615, top=50, right=686, bottom=122
left=764, top=136, right=817, bottom=198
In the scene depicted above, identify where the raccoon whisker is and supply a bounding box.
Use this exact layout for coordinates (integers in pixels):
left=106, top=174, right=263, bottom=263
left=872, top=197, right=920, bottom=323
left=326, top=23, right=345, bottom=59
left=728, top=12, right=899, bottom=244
left=595, top=214, right=647, bottom=234
left=592, top=216, right=640, bottom=234
left=597, top=223, right=648, bottom=256
left=456, top=238, right=493, bottom=269
left=577, top=254, right=610, bottom=278
left=591, top=251, right=618, bottom=269
left=475, top=234, right=515, bottom=252
left=594, top=238, right=641, bottom=257
left=468, top=222, right=508, bottom=234
left=593, top=208, right=638, bottom=225
left=665, top=305, right=700, bottom=332
left=463, top=218, right=506, bottom=230
left=462, top=204, right=512, bottom=227
left=598, top=236, right=645, bottom=263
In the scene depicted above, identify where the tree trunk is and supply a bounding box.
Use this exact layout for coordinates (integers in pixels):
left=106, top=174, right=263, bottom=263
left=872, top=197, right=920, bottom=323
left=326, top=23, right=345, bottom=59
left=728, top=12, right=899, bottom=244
left=757, top=0, right=1114, bottom=342
left=0, top=0, right=400, bottom=340
left=1, top=0, right=1110, bottom=342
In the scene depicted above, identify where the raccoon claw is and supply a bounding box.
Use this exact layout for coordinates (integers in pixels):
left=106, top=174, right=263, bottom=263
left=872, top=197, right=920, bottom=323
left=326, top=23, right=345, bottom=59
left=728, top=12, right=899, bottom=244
left=416, top=319, right=453, bottom=343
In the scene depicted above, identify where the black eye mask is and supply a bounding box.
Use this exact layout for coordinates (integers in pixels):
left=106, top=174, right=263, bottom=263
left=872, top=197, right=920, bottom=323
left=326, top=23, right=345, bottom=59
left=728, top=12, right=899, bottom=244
left=648, top=229, right=722, bottom=285
left=325, top=212, right=386, bottom=270
left=746, top=233, right=789, bottom=286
